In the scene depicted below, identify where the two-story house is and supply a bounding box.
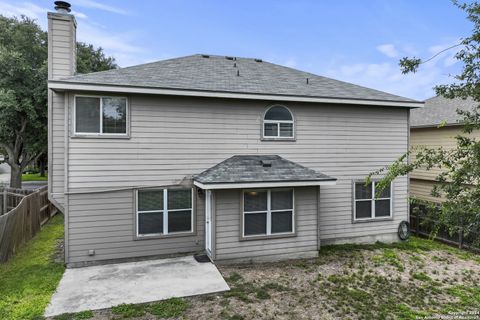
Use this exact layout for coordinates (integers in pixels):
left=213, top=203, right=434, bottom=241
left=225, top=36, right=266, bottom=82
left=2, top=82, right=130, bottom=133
left=410, top=95, right=478, bottom=203
left=47, top=3, right=423, bottom=267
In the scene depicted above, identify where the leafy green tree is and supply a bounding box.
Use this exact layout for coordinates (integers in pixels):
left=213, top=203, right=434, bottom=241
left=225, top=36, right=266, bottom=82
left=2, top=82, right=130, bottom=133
left=0, top=15, right=117, bottom=188
left=77, top=42, right=117, bottom=74
left=370, top=1, right=480, bottom=243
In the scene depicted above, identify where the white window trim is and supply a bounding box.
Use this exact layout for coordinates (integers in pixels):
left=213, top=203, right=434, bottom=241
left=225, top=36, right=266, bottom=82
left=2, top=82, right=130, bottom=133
left=242, top=189, right=295, bottom=238
left=353, top=181, right=393, bottom=221
left=262, top=105, right=295, bottom=139
left=73, top=94, right=129, bottom=136
left=136, top=188, right=194, bottom=237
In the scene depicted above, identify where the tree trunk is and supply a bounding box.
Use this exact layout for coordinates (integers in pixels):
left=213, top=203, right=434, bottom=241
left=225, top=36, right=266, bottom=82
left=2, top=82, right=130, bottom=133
left=9, top=164, right=22, bottom=189
left=39, top=158, right=45, bottom=177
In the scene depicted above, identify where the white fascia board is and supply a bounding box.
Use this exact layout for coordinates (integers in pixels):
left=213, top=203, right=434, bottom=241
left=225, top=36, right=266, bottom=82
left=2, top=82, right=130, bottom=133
left=48, top=81, right=424, bottom=108
left=193, top=180, right=337, bottom=190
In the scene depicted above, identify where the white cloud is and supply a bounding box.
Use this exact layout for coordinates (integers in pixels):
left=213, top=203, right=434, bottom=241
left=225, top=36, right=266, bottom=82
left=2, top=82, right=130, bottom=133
left=321, top=40, right=466, bottom=101
left=427, top=41, right=460, bottom=69
left=325, top=47, right=461, bottom=100
left=0, top=1, right=49, bottom=28
left=376, top=44, right=399, bottom=58
left=283, top=58, right=297, bottom=68
left=72, top=0, right=130, bottom=15
left=71, top=10, right=88, bottom=19
left=0, top=1, right=152, bottom=67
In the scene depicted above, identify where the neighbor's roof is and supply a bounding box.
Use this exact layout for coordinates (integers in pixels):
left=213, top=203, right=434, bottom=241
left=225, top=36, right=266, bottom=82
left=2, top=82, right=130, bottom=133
left=50, top=54, right=422, bottom=107
left=410, top=96, right=478, bottom=128
left=193, top=155, right=336, bottom=189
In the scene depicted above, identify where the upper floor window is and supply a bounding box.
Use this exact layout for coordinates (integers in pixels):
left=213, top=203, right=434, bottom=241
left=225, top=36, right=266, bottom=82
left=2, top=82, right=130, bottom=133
left=353, top=181, right=392, bottom=221
left=75, top=96, right=128, bottom=135
left=263, top=105, right=294, bottom=139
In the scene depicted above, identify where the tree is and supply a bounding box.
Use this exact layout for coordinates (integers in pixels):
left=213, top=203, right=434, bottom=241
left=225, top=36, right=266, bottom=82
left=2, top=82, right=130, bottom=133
left=369, top=1, right=480, bottom=244
left=0, top=15, right=117, bottom=188
left=77, top=42, right=117, bottom=74
left=0, top=16, right=48, bottom=188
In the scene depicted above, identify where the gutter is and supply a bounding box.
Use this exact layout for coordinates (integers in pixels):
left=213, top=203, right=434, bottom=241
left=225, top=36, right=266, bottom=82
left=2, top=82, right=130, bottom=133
left=411, top=122, right=463, bottom=129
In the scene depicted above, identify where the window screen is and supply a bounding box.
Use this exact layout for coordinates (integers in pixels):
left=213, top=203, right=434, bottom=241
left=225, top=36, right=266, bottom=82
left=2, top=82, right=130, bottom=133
left=354, top=182, right=391, bottom=220
left=243, top=189, right=294, bottom=237
left=137, top=188, right=193, bottom=236
left=75, top=96, right=127, bottom=135
left=76, top=97, right=100, bottom=133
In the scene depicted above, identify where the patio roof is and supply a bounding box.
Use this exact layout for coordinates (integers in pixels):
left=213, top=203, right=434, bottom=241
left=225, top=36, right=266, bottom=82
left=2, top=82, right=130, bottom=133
left=193, top=155, right=336, bottom=190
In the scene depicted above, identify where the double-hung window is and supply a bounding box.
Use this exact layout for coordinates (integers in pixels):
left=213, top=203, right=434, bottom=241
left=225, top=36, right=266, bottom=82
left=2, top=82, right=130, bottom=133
left=354, top=181, right=392, bottom=221
left=243, top=189, right=294, bottom=238
left=136, top=188, right=193, bottom=237
left=75, top=96, right=128, bottom=135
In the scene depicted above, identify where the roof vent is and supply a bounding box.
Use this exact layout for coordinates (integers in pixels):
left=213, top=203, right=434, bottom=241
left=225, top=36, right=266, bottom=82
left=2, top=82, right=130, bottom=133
left=54, top=1, right=71, bottom=13
left=201, top=54, right=210, bottom=58
left=225, top=56, right=234, bottom=60
left=261, top=160, right=272, bottom=167
left=254, top=58, right=263, bottom=63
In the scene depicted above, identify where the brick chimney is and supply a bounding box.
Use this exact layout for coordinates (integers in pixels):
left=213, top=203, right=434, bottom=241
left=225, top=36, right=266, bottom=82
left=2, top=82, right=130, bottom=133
left=48, top=1, right=76, bottom=79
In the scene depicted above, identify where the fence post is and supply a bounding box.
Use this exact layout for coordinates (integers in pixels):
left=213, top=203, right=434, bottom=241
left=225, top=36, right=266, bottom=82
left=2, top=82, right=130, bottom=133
left=415, top=210, right=420, bottom=235
left=3, top=189, right=6, bottom=215
left=458, top=218, right=464, bottom=249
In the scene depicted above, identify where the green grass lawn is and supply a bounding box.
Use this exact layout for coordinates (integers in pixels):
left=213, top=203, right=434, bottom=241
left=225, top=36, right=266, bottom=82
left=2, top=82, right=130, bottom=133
left=0, top=215, right=65, bottom=320
left=22, top=173, right=48, bottom=181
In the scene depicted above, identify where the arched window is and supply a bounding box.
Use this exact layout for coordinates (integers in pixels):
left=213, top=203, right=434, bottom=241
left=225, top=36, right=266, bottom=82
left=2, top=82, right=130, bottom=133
left=263, top=105, right=294, bottom=138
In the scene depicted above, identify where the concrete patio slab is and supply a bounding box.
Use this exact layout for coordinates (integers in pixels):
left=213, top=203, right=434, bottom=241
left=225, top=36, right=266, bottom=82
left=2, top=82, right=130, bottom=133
left=44, top=256, right=230, bottom=317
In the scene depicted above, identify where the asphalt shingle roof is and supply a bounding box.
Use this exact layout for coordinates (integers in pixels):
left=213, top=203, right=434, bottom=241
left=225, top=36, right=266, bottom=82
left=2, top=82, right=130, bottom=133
left=410, top=96, right=478, bottom=128
left=59, top=54, right=417, bottom=103
left=194, top=155, right=336, bottom=185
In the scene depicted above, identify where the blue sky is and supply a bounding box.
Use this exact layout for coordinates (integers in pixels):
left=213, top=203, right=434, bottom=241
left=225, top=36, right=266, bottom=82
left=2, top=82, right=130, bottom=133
left=0, top=0, right=472, bottom=100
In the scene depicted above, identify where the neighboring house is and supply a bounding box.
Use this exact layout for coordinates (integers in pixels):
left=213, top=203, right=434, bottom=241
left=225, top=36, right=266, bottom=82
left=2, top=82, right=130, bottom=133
left=410, top=96, right=479, bottom=203
left=47, top=4, right=423, bottom=267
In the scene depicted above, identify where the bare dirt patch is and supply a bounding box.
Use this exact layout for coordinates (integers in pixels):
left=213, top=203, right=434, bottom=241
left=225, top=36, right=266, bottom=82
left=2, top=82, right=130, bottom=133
left=50, top=237, right=480, bottom=320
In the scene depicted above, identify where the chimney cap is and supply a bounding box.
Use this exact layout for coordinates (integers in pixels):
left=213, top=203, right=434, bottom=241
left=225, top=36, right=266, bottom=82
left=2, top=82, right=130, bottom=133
left=54, top=1, right=71, bottom=13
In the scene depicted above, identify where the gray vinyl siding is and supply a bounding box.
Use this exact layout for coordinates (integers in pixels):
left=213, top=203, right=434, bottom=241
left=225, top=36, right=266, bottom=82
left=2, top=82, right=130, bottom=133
left=214, top=187, right=319, bottom=262
left=67, top=189, right=205, bottom=265
left=63, top=94, right=409, bottom=263
left=49, top=92, right=66, bottom=209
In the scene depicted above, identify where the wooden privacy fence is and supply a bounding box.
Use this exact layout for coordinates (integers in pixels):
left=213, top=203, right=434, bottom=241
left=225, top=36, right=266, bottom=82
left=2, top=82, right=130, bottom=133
left=0, top=187, right=35, bottom=215
left=0, top=186, right=56, bottom=263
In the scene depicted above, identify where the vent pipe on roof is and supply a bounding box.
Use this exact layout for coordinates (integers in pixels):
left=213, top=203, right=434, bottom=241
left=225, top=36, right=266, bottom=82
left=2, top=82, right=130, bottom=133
left=261, top=160, right=272, bottom=167
left=306, top=78, right=309, bottom=84
left=237, top=70, right=240, bottom=76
